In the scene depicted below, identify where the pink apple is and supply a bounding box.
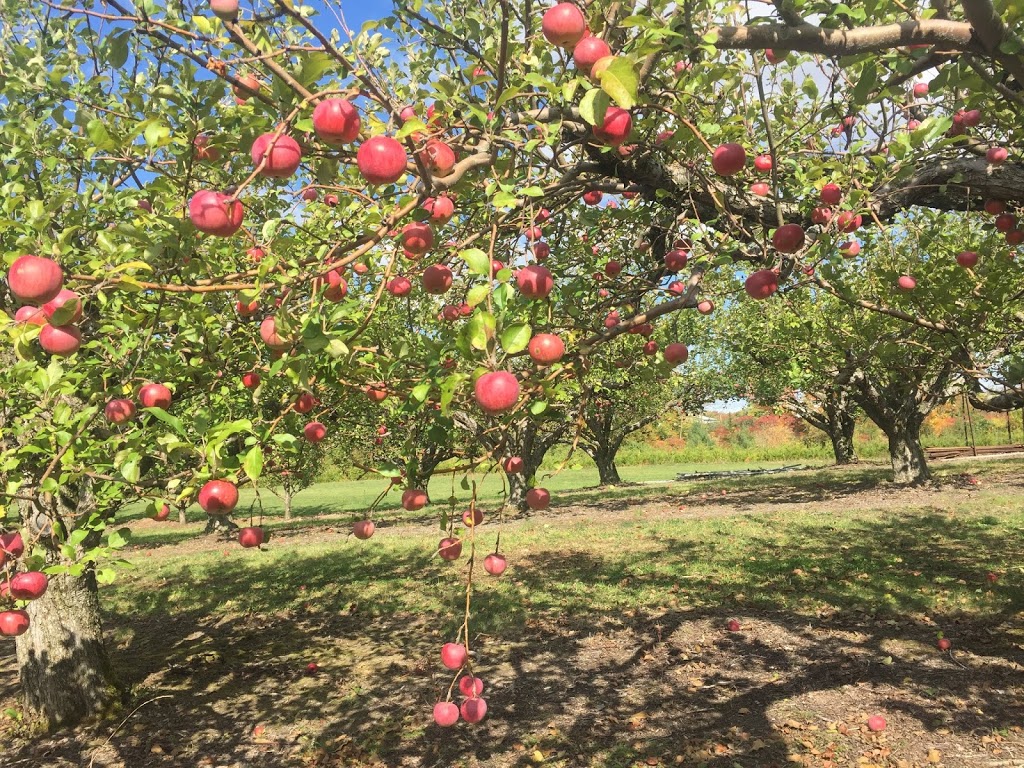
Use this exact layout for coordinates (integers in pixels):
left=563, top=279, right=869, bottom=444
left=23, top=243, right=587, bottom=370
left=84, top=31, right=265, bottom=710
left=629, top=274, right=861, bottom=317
left=987, top=146, right=1008, bottom=165
left=753, top=154, right=772, bottom=171
left=897, top=275, right=916, bottom=291
left=484, top=553, right=507, bottom=576
left=744, top=270, right=778, bottom=299
left=353, top=520, right=375, bottom=539
left=460, top=697, right=487, bottom=723
left=438, top=537, right=462, bottom=560
left=541, top=3, right=587, bottom=48
left=574, top=35, right=611, bottom=74
left=421, top=264, right=453, bottom=294
left=238, top=527, right=264, bottom=548
left=198, top=479, right=239, bottom=515
left=474, top=371, right=520, bottom=413
left=312, top=98, right=361, bottom=145
left=528, top=333, right=565, bottom=365
left=8, top=255, right=63, bottom=304
left=772, top=223, right=805, bottom=253
left=440, top=642, right=467, bottom=670
left=839, top=240, right=860, bottom=258
left=526, top=487, right=550, bottom=510
left=188, top=190, right=243, bottom=236
left=303, top=421, right=327, bottom=442
left=433, top=701, right=459, bottom=727
left=820, top=183, right=842, bottom=205
left=750, top=182, right=770, bottom=197
left=295, top=393, right=317, bottom=413
left=104, top=399, right=136, bottom=423
left=503, top=456, right=524, bottom=474
left=251, top=133, right=302, bottom=178
left=711, top=143, right=746, bottom=176
left=516, top=265, right=554, bottom=299
left=356, top=135, right=407, bottom=185
left=387, top=276, right=412, bottom=296
left=139, top=382, right=173, bottom=409
left=867, top=715, right=886, bottom=732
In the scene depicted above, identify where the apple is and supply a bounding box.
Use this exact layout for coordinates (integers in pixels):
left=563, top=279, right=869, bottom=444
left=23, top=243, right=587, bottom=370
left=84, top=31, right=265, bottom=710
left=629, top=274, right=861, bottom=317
left=491, top=260, right=505, bottom=275
left=247, top=247, right=265, bottom=263
left=937, top=637, right=951, bottom=651
left=956, top=251, right=978, bottom=268
left=961, top=109, right=981, bottom=127
left=295, top=393, right=317, bottom=413
left=541, top=3, right=586, bottom=48
left=232, top=74, right=260, bottom=100
left=523, top=226, right=543, bottom=242
left=305, top=662, right=319, bottom=674
left=433, top=701, right=460, bottom=727
left=15, top=306, right=46, bottom=326
left=41, top=289, right=82, bottom=325
left=439, top=537, right=463, bottom=560
left=260, top=316, right=292, bottom=351
left=503, top=456, right=524, bottom=474
left=726, top=619, right=741, bottom=632
left=897, top=275, right=917, bottom=291
left=424, top=196, right=455, bottom=224
left=402, top=488, right=428, bottom=511
left=750, top=182, right=770, bottom=196
left=664, top=343, right=689, bottom=365
left=753, top=154, right=772, bottom=171
left=744, top=269, right=778, bottom=299
left=210, top=0, right=238, bottom=20
left=441, top=642, right=467, bottom=670
left=711, top=143, right=746, bottom=176
left=820, top=183, right=842, bottom=205
left=150, top=503, right=171, bottom=521
left=674, top=60, right=692, bottom=74
left=387, top=276, right=412, bottom=296
left=10, top=571, right=48, bottom=600
left=420, top=139, right=457, bottom=177
left=303, top=421, right=327, bottom=442
left=484, top=553, right=507, bottom=576
left=996, top=213, right=1017, bottom=232
left=1006, top=229, right=1024, bottom=245
left=238, top=527, right=264, bottom=548
left=402, top=222, right=433, bottom=255
left=39, top=324, right=81, bottom=356
left=985, top=199, right=1006, bottom=215
left=574, top=35, right=611, bottom=74
left=532, top=242, right=551, bottom=261
left=604, top=260, right=621, bottom=277
left=356, top=136, right=407, bottom=185
left=867, top=715, right=886, bottom=732
left=528, top=333, right=565, bottom=365
left=582, top=189, right=603, bottom=206
left=104, top=399, right=136, bottom=424
left=138, top=382, right=172, bottom=409
left=300, top=188, right=318, bottom=202
left=0, top=610, right=30, bottom=637
left=188, top=190, right=244, bottom=236
left=421, top=264, right=453, bottom=294
left=1, top=532, right=25, bottom=558
left=811, top=206, right=831, bottom=225
left=907, top=119, right=921, bottom=131
left=526, top=487, right=550, bottom=510
left=839, top=240, right=860, bottom=258
left=366, top=384, right=388, bottom=402
left=764, top=48, right=788, bottom=64
left=462, top=508, right=483, bottom=527
left=8, top=255, right=64, bottom=304
left=325, top=193, right=339, bottom=206
left=353, top=520, right=375, bottom=539
left=192, top=133, right=220, bottom=162
left=199, top=480, right=239, bottom=515
left=312, top=98, right=360, bottom=145
left=772, top=223, right=805, bottom=253
left=460, top=697, right=487, bottom=724
left=664, top=249, right=688, bottom=272
left=697, top=300, right=715, bottom=315
left=474, top=371, right=520, bottom=414
left=251, top=132, right=302, bottom=178
left=323, top=271, right=348, bottom=302
left=516, top=265, right=554, bottom=299
left=837, top=211, right=862, bottom=233
left=640, top=340, right=657, bottom=355
left=912, top=82, right=929, bottom=97
left=459, top=675, right=484, bottom=697
left=985, top=146, right=1008, bottom=165
left=986, top=571, right=999, bottom=583
left=237, top=299, right=259, bottom=317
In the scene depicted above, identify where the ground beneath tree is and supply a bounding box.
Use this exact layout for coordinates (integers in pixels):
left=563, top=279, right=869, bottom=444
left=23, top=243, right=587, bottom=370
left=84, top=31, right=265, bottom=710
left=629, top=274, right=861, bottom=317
left=2, top=461, right=1023, bottom=768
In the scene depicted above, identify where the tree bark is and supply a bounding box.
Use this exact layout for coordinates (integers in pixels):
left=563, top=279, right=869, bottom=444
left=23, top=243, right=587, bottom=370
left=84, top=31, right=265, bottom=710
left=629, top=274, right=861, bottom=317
left=15, top=569, right=119, bottom=728
left=283, top=489, right=293, bottom=521
left=593, top=450, right=622, bottom=485
left=887, top=421, right=931, bottom=484
left=507, top=471, right=528, bottom=512
left=831, top=409, right=859, bottom=465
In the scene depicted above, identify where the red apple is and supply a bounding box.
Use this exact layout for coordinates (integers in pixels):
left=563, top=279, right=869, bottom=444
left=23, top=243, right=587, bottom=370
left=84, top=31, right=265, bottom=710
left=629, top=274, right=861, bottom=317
left=198, top=479, right=239, bottom=515
left=1007, top=229, right=1024, bottom=245
left=996, top=213, right=1017, bottom=232
left=402, top=222, right=433, bottom=255
left=312, top=98, right=361, bottom=145
left=441, top=642, right=467, bottom=670
left=837, top=211, right=862, bottom=233
left=356, top=136, right=407, bottom=185
left=541, top=3, right=586, bottom=48
left=104, top=399, right=136, bottom=424
left=0, top=533, right=25, bottom=558
left=8, top=255, right=63, bottom=304
left=961, top=109, right=981, bottom=127
left=867, top=715, right=886, bottom=732
left=664, top=343, right=689, bottom=364
left=0, top=610, right=30, bottom=637
left=325, top=193, right=339, bottom=206
left=604, top=260, right=621, bottom=277
left=459, top=675, right=484, bottom=697
left=711, top=143, right=746, bottom=176
left=139, top=382, right=172, bottom=409
left=528, top=333, right=565, bottom=365
left=419, top=139, right=457, bottom=177
left=192, top=133, right=220, bottom=162
left=402, top=488, right=428, bottom=511
left=820, top=183, right=842, bottom=205
left=474, top=371, right=520, bottom=413
left=956, top=251, right=978, bottom=268
left=238, top=526, right=264, bottom=548
left=503, top=456, right=524, bottom=474
left=237, top=299, right=258, bottom=317
left=665, top=249, right=688, bottom=271
left=582, top=189, right=603, bottom=206
left=526, top=487, right=550, bottom=510
left=38, top=324, right=82, bottom=356
left=251, top=132, right=302, bottom=178
left=438, top=537, right=462, bottom=560
left=726, top=619, right=741, bottom=632
left=150, top=503, right=171, bottom=521
left=532, top=242, right=551, bottom=261
left=232, top=74, right=260, bottom=100
left=462, top=508, right=483, bottom=527
left=811, top=206, right=831, bottom=225
left=41, top=289, right=82, bottom=324
left=424, top=196, right=455, bottom=224
left=323, top=271, right=348, bottom=302
left=986, top=146, right=1007, bottom=165
left=460, top=697, right=487, bottom=724
left=839, top=240, right=860, bottom=258
left=907, top=119, right=921, bottom=131
left=697, top=300, right=714, bottom=315
left=433, top=701, right=460, bottom=727
left=210, top=0, right=238, bottom=20
left=484, top=553, right=507, bottom=576
left=421, top=264, right=453, bottom=294
left=260, top=316, right=292, bottom=351
left=365, top=384, right=388, bottom=403
left=744, top=270, right=778, bottom=299
left=574, top=35, right=611, bottom=74
left=912, top=82, right=929, bottom=97
left=301, top=188, right=317, bottom=202
left=188, top=190, right=243, bottom=236
left=303, top=421, right=327, bottom=442
left=642, top=340, right=658, bottom=355
left=772, top=223, right=805, bottom=253
left=937, top=637, right=951, bottom=651
left=387, top=276, right=412, bottom=296
left=295, top=393, right=317, bottom=413
left=750, top=182, right=770, bottom=197
left=353, top=520, right=375, bottom=539
left=985, top=199, right=1006, bottom=215
left=15, top=306, right=46, bottom=326
left=10, top=571, right=48, bottom=601
left=897, top=275, right=917, bottom=291
left=753, top=154, right=772, bottom=171
left=516, top=265, right=554, bottom=299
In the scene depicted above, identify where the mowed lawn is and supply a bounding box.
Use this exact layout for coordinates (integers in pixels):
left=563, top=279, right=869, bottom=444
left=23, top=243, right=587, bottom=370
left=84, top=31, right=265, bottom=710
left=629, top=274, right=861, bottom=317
left=3, top=458, right=1024, bottom=768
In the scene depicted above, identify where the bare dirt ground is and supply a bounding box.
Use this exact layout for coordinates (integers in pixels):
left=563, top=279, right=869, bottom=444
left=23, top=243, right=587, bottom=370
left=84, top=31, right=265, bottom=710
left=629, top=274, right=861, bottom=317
left=2, top=463, right=1023, bottom=768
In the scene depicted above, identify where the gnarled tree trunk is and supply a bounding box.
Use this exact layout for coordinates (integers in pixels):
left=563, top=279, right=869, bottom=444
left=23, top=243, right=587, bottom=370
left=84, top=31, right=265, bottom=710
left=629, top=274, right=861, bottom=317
left=16, top=568, right=118, bottom=728
left=886, top=420, right=931, bottom=484
left=831, top=409, right=858, bottom=465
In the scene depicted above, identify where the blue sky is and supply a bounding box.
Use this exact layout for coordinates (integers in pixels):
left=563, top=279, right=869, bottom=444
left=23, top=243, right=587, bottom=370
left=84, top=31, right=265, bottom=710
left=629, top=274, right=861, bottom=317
left=309, top=0, right=393, bottom=35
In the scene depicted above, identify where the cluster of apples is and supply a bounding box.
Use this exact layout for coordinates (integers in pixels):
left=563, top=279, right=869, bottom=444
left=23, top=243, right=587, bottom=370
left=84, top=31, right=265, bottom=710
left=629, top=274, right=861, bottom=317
left=433, top=643, right=487, bottom=726
left=104, top=382, right=174, bottom=425
left=0, top=533, right=48, bottom=638
left=8, top=255, right=85, bottom=356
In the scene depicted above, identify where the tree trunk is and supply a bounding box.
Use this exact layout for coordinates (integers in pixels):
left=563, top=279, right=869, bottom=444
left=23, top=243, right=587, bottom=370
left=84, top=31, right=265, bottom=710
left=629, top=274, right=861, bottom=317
left=283, top=489, right=293, bottom=521
left=506, top=472, right=529, bottom=513
left=15, top=569, right=119, bottom=728
left=177, top=505, right=187, bottom=524
left=886, top=421, right=931, bottom=484
left=594, top=450, right=622, bottom=485
left=831, top=411, right=858, bottom=465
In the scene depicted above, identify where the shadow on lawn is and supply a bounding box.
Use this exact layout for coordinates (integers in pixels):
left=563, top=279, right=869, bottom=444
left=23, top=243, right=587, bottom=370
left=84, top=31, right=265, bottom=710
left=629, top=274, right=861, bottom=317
left=4, top=507, right=1023, bottom=767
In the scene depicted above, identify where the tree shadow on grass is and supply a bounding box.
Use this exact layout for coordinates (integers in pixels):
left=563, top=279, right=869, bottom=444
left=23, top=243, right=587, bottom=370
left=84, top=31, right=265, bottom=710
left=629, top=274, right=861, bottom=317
left=2, top=507, right=1022, bottom=767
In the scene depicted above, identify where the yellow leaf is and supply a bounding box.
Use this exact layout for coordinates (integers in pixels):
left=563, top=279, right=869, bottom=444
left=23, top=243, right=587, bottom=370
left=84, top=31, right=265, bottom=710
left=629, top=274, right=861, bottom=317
left=531, top=749, right=545, bottom=763
left=927, top=748, right=942, bottom=763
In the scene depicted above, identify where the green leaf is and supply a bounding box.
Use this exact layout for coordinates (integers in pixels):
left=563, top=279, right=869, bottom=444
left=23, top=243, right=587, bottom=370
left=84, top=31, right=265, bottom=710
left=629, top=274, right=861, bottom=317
left=411, top=381, right=431, bottom=402
left=244, top=446, right=263, bottom=481
left=529, top=399, right=549, bottom=415
left=598, top=58, right=638, bottom=110
left=143, top=120, right=170, bottom=149
left=578, top=88, right=610, bottom=126
left=500, top=323, right=532, bottom=354
left=107, top=527, right=131, bottom=548
left=396, top=118, right=428, bottom=139
left=466, top=310, right=496, bottom=351
left=459, top=248, right=491, bottom=275
left=466, top=283, right=491, bottom=307
left=144, top=407, right=185, bottom=436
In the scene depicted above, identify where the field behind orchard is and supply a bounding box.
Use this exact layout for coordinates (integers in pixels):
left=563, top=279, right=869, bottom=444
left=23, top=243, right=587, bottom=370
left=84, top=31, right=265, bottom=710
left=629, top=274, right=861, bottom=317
left=1, top=457, right=1023, bottom=768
